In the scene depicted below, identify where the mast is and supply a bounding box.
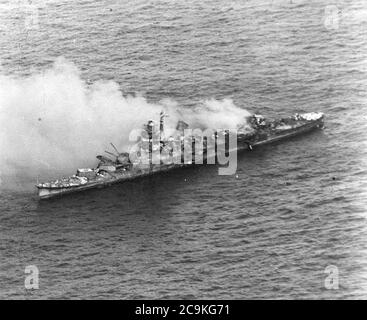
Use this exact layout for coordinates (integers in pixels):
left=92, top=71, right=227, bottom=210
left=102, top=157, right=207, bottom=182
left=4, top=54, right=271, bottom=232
left=147, top=119, right=154, bottom=170
left=159, top=111, right=167, bottom=142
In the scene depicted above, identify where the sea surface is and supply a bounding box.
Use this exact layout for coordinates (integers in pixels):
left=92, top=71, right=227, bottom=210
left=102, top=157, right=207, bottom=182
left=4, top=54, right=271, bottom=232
left=0, top=0, right=367, bottom=299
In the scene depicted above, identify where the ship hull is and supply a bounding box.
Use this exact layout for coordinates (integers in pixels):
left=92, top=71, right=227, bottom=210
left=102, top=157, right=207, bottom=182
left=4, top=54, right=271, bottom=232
left=37, top=163, right=185, bottom=199
left=253, top=117, right=323, bottom=146
left=37, top=114, right=324, bottom=200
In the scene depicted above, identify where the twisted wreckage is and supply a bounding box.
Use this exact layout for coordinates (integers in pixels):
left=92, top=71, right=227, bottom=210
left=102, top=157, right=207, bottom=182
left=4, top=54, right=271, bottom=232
left=36, top=111, right=324, bottom=199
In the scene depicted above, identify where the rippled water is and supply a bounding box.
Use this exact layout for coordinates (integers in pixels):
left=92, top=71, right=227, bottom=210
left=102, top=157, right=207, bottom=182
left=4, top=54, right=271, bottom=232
left=1, top=0, right=367, bottom=299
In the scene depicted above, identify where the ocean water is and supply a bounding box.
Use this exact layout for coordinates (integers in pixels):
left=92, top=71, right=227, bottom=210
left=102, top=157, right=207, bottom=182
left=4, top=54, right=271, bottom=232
left=0, top=0, right=367, bottom=299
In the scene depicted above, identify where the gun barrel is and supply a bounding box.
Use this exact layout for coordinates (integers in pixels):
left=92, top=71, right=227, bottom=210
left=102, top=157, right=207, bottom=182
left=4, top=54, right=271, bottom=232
left=105, top=150, right=117, bottom=157
left=110, top=143, right=120, bottom=155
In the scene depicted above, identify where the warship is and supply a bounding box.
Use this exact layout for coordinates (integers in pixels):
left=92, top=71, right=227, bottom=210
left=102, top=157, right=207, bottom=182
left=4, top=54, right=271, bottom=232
left=36, top=111, right=324, bottom=199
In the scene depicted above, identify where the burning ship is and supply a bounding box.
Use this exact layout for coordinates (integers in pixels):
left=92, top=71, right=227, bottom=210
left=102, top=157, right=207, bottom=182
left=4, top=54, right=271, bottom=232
left=36, top=111, right=324, bottom=199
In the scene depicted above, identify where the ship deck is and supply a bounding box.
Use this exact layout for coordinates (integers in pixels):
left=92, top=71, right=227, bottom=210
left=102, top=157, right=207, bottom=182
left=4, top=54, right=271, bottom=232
left=37, top=115, right=324, bottom=199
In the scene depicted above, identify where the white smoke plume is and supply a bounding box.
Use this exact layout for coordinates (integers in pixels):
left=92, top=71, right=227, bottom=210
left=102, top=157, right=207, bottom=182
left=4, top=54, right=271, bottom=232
left=0, top=57, right=251, bottom=184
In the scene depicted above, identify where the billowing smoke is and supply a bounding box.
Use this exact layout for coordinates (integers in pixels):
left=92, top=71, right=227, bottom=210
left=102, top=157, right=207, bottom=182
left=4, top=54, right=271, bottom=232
left=0, top=57, right=251, bottom=184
